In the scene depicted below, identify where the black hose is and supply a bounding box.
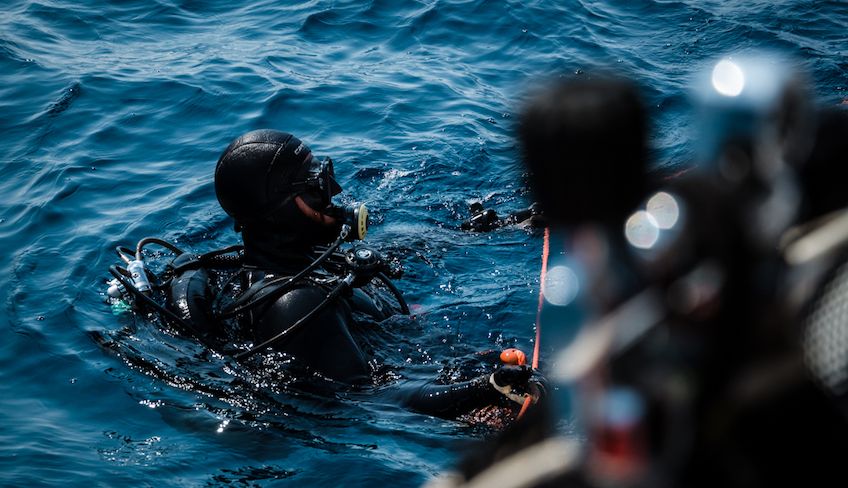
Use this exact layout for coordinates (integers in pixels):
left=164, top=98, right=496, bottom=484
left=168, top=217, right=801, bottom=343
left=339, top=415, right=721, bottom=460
left=233, top=275, right=353, bottom=361
left=375, top=271, right=410, bottom=315
left=115, top=246, right=134, bottom=264
left=135, top=237, right=184, bottom=260
left=112, top=264, right=131, bottom=278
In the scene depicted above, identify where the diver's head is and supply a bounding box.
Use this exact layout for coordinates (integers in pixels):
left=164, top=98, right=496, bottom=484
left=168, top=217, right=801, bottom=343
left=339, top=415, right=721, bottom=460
left=214, top=129, right=345, bottom=248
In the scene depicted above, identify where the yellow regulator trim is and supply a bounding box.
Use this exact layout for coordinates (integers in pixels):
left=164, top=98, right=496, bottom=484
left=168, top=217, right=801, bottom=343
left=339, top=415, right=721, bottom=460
left=357, top=204, right=368, bottom=240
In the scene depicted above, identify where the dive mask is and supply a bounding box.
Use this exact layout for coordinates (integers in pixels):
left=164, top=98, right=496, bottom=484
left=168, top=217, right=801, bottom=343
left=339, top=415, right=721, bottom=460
left=290, top=155, right=368, bottom=241
left=291, top=156, right=343, bottom=205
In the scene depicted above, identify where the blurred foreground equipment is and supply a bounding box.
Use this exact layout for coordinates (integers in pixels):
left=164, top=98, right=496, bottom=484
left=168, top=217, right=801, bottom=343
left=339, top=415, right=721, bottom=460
left=430, top=56, right=848, bottom=488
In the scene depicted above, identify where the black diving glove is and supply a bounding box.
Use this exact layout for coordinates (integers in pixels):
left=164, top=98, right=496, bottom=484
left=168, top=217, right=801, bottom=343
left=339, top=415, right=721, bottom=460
left=504, top=202, right=548, bottom=228
left=461, top=202, right=500, bottom=232
left=489, top=364, right=547, bottom=405
left=462, top=202, right=547, bottom=232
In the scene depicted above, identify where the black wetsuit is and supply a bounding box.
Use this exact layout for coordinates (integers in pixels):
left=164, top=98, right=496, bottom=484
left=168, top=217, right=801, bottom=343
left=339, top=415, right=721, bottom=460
left=166, top=242, right=511, bottom=420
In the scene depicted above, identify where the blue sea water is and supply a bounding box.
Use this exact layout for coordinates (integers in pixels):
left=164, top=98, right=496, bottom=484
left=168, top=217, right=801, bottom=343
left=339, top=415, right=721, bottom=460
left=0, top=1, right=846, bottom=486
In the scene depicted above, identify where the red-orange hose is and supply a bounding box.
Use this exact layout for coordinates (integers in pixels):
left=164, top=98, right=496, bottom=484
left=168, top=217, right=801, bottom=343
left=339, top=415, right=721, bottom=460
left=532, top=226, right=550, bottom=370
left=518, top=227, right=550, bottom=419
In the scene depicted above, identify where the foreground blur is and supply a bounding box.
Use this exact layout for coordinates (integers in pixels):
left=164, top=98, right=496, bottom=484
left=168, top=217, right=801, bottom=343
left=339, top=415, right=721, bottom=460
left=431, top=53, right=848, bottom=488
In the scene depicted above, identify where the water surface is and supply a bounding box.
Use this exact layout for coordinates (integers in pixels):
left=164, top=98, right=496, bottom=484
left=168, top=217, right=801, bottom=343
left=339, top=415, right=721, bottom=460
left=1, top=1, right=846, bottom=486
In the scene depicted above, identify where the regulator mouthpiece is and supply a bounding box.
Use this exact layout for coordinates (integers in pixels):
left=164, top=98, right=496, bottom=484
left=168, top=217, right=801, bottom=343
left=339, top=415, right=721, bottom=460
left=351, top=203, right=368, bottom=241
left=329, top=203, right=369, bottom=241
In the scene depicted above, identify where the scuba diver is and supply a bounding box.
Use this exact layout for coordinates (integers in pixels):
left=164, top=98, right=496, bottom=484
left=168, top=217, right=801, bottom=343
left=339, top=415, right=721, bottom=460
left=106, top=129, right=545, bottom=424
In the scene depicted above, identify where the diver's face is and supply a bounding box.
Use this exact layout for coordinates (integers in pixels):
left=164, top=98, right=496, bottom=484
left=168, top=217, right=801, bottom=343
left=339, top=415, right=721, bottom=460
left=294, top=191, right=337, bottom=226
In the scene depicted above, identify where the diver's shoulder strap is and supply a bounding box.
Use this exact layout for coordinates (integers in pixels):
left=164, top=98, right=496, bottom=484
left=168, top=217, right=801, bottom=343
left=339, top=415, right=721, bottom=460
left=218, top=271, right=324, bottom=319
left=227, top=274, right=289, bottom=312
left=168, top=245, right=244, bottom=274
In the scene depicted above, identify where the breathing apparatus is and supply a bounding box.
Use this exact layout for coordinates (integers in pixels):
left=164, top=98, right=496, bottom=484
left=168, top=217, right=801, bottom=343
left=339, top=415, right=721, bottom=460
left=324, top=201, right=369, bottom=242
left=218, top=217, right=403, bottom=319
left=232, top=235, right=408, bottom=361
left=106, top=218, right=408, bottom=360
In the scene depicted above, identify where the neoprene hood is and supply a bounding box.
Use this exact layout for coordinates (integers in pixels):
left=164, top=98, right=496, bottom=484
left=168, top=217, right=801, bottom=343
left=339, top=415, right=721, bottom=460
left=215, top=129, right=335, bottom=227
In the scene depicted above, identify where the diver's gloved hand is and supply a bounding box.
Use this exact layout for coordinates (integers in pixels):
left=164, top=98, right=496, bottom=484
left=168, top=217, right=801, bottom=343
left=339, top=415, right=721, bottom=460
left=462, top=202, right=547, bottom=231
left=523, top=202, right=548, bottom=228
left=503, top=202, right=547, bottom=228
left=461, top=202, right=500, bottom=232
left=489, top=364, right=547, bottom=405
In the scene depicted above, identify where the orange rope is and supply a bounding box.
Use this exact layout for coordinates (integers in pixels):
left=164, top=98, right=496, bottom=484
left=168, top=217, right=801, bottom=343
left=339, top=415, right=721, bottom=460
left=532, top=226, right=549, bottom=370
left=518, top=227, right=550, bottom=419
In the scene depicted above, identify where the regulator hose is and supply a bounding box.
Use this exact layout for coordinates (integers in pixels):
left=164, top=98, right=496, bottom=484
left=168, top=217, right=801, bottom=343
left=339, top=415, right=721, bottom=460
left=375, top=271, right=410, bottom=315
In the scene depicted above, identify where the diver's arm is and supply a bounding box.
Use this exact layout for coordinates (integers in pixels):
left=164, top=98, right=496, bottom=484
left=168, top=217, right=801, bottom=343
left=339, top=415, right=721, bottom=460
left=461, top=203, right=546, bottom=232
left=397, top=375, right=506, bottom=419
left=396, top=365, right=546, bottom=419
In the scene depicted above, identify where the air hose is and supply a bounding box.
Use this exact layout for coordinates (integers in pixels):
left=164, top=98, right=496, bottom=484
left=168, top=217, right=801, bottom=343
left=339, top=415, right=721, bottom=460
left=375, top=271, right=410, bottom=315
left=517, top=226, right=550, bottom=419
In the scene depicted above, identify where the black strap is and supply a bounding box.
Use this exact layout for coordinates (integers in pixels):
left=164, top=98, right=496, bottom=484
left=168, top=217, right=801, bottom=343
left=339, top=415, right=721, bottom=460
left=218, top=235, right=345, bottom=318
left=220, top=274, right=301, bottom=318
left=168, top=245, right=244, bottom=274
left=233, top=275, right=352, bottom=360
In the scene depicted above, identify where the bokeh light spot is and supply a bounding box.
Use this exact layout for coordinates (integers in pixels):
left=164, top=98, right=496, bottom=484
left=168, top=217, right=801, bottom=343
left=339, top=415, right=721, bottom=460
left=625, top=210, right=660, bottom=249
left=712, top=59, right=745, bottom=97
left=543, top=265, right=580, bottom=306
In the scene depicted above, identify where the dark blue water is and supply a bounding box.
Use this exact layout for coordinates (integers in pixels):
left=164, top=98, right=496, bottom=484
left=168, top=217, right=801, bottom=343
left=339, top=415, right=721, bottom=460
left=1, top=1, right=846, bottom=486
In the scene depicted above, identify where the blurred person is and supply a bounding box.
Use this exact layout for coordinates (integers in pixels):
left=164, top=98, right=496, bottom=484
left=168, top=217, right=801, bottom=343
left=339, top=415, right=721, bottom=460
left=429, top=57, right=848, bottom=488
left=781, top=104, right=848, bottom=415
left=795, top=106, right=848, bottom=220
